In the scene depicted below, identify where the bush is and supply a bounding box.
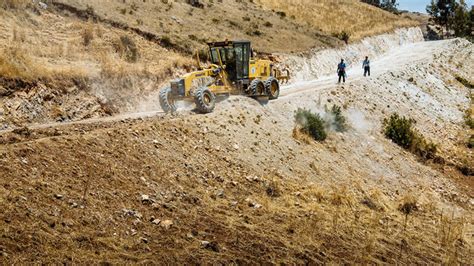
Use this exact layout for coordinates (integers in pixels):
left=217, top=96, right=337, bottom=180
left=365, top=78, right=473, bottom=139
left=456, top=76, right=474, bottom=89
left=383, top=113, right=437, bottom=160
left=333, top=31, right=350, bottom=44
left=329, top=105, right=348, bottom=132
left=295, top=108, right=327, bottom=141
left=263, top=21, right=273, bottom=27
left=1, top=0, right=30, bottom=9
left=246, top=30, right=262, bottom=36
left=161, top=35, right=173, bottom=48
left=82, top=25, right=94, bottom=46
left=468, top=135, right=474, bottom=149
left=465, top=109, right=474, bottom=129
left=383, top=114, right=415, bottom=149
left=115, top=35, right=139, bottom=62
left=276, top=11, right=286, bottom=18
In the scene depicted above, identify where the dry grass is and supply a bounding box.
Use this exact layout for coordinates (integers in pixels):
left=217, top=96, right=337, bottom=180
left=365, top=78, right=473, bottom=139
left=57, top=0, right=340, bottom=53
left=256, top=0, right=419, bottom=42
left=0, top=46, right=43, bottom=80
left=0, top=102, right=472, bottom=264
left=0, top=8, right=192, bottom=81
left=0, top=0, right=30, bottom=9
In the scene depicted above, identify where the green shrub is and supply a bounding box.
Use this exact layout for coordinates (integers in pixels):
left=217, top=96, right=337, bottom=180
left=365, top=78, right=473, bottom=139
left=383, top=114, right=415, bottom=149
left=295, top=108, right=327, bottom=141
left=383, top=113, right=437, bottom=160
left=329, top=105, right=348, bottom=132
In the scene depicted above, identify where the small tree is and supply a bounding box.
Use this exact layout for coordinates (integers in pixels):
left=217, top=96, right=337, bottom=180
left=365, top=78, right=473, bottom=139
left=452, top=0, right=470, bottom=36
left=295, top=108, right=327, bottom=141
left=362, top=0, right=399, bottom=13
left=427, top=0, right=457, bottom=37
left=469, top=5, right=474, bottom=37
left=361, top=0, right=381, bottom=7
left=380, top=0, right=398, bottom=13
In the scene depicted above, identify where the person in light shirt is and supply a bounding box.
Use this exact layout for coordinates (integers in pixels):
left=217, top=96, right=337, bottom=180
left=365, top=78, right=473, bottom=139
left=363, top=56, right=370, bottom=77
left=337, top=59, right=347, bottom=83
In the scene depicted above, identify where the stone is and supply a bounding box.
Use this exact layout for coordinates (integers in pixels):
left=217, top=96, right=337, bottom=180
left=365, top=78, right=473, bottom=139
left=160, top=219, right=173, bottom=229
left=201, top=241, right=220, bottom=252
left=151, top=219, right=161, bottom=225
left=38, top=2, right=48, bottom=9
left=215, top=189, right=224, bottom=198
left=54, top=194, right=64, bottom=199
left=246, top=175, right=260, bottom=182
left=140, top=194, right=151, bottom=204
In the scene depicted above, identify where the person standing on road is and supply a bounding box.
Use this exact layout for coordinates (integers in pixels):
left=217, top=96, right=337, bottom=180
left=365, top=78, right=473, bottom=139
left=337, top=59, right=347, bottom=83
left=363, top=56, right=370, bottom=77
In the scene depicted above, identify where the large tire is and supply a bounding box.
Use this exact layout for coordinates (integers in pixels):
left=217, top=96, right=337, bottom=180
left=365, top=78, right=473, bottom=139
left=264, top=77, right=280, bottom=100
left=159, top=87, right=177, bottom=113
left=247, top=79, right=265, bottom=96
left=194, top=87, right=216, bottom=113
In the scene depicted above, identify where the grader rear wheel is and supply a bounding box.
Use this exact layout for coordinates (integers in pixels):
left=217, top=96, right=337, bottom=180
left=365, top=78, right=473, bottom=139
left=264, top=77, right=280, bottom=100
left=194, top=87, right=216, bottom=113
left=159, top=87, right=177, bottom=113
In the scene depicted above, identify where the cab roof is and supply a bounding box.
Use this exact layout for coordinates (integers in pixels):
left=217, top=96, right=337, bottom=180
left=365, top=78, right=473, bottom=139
left=207, top=40, right=250, bottom=47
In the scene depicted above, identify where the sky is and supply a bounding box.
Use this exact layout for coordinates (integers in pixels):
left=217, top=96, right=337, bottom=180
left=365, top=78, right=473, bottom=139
left=397, top=0, right=474, bottom=13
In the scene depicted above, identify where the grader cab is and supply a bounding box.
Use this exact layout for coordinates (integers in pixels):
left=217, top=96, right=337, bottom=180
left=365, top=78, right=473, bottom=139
left=159, top=40, right=290, bottom=113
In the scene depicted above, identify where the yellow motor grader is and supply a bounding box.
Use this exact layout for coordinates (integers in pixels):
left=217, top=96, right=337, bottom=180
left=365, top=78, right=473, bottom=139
left=159, top=40, right=290, bottom=113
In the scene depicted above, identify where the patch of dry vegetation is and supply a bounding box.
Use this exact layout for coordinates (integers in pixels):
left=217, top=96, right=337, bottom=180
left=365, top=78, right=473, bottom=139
left=57, top=0, right=340, bottom=53
left=0, top=7, right=192, bottom=81
left=0, top=0, right=31, bottom=9
left=256, top=0, right=419, bottom=42
left=0, top=118, right=471, bottom=264
left=0, top=46, right=44, bottom=80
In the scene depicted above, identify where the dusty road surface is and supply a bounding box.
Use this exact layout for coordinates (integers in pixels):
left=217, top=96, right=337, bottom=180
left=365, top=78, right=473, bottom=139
left=1, top=36, right=473, bottom=264
left=0, top=39, right=460, bottom=133
left=280, top=39, right=457, bottom=97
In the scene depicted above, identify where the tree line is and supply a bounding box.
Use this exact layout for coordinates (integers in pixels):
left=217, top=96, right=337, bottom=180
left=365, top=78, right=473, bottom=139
left=361, top=0, right=399, bottom=13
left=427, top=0, right=474, bottom=39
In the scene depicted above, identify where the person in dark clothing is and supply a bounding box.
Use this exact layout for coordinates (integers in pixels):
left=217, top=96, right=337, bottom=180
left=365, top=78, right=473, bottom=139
left=363, top=56, right=370, bottom=77
left=337, top=59, right=346, bottom=83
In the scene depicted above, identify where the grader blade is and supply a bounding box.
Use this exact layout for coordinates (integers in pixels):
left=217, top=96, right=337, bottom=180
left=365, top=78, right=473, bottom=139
left=274, top=69, right=291, bottom=84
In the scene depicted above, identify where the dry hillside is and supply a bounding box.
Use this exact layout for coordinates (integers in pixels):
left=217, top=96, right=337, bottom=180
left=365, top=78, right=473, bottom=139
left=0, top=0, right=420, bottom=128
left=256, top=0, right=419, bottom=41
left=3, top=0, right=473, bottom=264
left=55, top=0, right=339, bottom=54
left=1, top=38, right=473, bottom=263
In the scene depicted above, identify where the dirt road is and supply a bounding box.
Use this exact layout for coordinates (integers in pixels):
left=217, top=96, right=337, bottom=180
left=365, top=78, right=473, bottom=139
left=279, top=39, right=452, bottom=98
left=0, top=39, right=457, bottom=135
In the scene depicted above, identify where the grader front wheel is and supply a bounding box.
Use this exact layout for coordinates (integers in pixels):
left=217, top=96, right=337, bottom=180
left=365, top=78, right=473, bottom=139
left=159, top=87, right=177, bottom=113
left=194, top=87, right=216, bottom=113
left=248, top=79, right=265, bottom=96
